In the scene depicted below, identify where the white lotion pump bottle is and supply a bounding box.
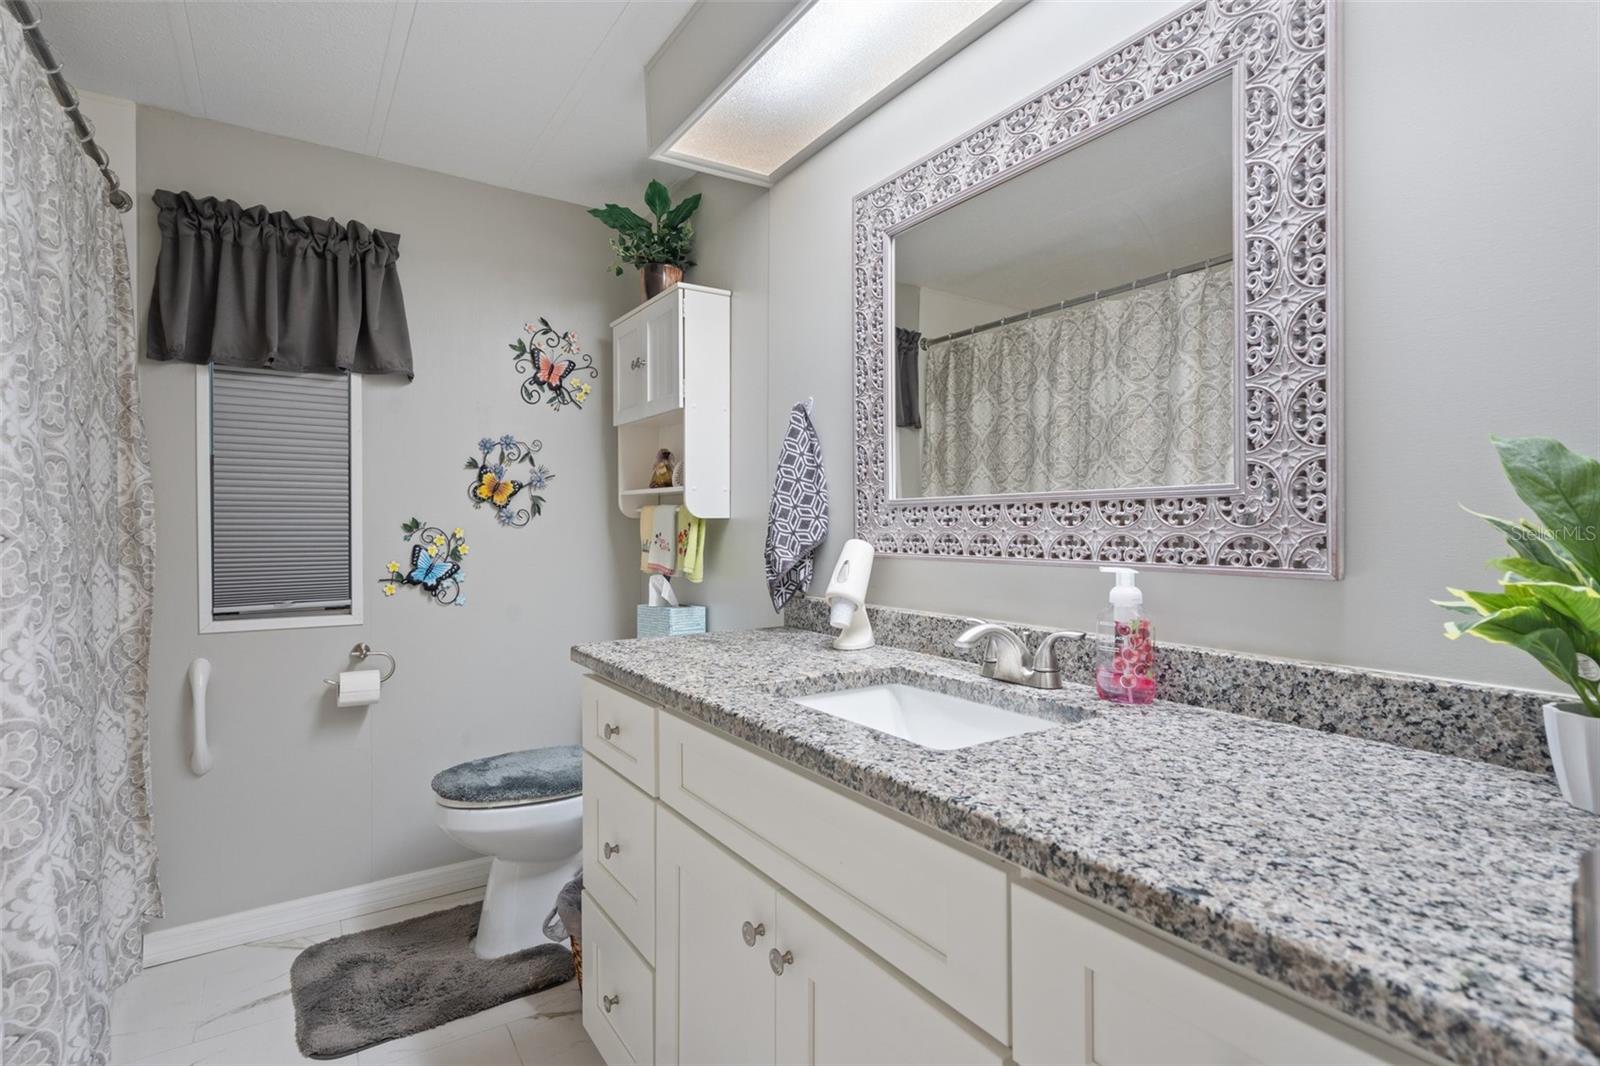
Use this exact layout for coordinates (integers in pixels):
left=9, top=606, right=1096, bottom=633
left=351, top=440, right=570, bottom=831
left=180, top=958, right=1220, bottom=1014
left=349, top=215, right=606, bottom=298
left=1094, top=566, right=1156, bottom=704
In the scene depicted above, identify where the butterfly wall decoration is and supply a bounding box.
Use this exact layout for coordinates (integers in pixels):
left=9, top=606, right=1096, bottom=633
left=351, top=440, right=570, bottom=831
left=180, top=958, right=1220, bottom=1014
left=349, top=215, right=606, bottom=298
left=509, top=317, right=598, bottom=411
left=380, top=518, right=467, bottom=606
left=466, top=435, right=555, bottom=528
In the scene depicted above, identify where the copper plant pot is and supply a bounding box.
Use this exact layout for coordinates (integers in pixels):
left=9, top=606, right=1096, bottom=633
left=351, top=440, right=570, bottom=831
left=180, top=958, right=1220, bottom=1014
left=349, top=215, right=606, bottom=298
left=642, top=263, right=684, bottom=300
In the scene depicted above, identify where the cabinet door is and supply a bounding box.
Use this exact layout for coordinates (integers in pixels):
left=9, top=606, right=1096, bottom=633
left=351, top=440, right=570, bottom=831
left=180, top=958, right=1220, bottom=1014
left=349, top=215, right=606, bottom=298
left=614, top=316, right=649, bottom=424
left=645, top=299, right=681, bottom=411
left=773, top=893, right=1003, bottom=1066
left=1011, top=884, right=1395, bottom=1066
left=656, top=807, right=776, bottom=1066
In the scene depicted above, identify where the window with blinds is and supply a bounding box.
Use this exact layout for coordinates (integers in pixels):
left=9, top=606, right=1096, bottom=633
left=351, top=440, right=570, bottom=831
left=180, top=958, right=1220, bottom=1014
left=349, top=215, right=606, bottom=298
left=207, top=367, right=355, bottom=620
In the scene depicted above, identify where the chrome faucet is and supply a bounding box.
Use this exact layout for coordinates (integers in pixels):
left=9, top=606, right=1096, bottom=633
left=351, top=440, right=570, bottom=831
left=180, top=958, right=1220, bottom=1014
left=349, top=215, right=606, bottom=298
left=954, top=621, right=1083, bottom=689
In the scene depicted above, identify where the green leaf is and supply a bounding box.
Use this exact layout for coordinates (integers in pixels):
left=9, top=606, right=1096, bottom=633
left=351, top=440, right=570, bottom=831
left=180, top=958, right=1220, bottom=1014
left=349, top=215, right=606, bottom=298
left=1514, top=582, right=1600, bottom=646
left=1492, top=555, right=1586, bottom=585
left=464, top=458, right=479, bottom=469
left=662, top=192, right=702, bottom=230
left=1454, top=604, right=1581, bottom=688
left=1444, top=585, right=1536, bottom=615
left=1493, top=436, right=1600, bottom=581
left=1462, top=506, right=1574, bottom=573
left=643, top=179, right=671, bottom=221
left=588, top=204, right=652, bottom=234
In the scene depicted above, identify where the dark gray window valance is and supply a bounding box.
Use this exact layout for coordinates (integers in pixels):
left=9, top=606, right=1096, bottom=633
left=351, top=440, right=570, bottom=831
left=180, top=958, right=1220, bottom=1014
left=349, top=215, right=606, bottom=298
left=146, top=190, right=414, bottom=379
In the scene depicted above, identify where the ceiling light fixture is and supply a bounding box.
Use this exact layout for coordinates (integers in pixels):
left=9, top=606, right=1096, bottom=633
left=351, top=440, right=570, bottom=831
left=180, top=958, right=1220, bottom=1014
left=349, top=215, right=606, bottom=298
left=653, top=0, right=1018, bottom=186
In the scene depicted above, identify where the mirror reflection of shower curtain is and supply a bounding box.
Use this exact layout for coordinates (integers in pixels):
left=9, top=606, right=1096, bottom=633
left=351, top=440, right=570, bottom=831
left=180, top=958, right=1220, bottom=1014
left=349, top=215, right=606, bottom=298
left=921, top=262, right=1234, bottom=497
left=0, top=17, right=160, bottom=1065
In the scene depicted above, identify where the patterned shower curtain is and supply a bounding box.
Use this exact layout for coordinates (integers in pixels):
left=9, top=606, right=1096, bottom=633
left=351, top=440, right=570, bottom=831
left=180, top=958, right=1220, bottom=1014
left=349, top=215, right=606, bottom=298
left=0, top=16, right=160, bottom=1066
left=921, top=262, right=1234, bottom=497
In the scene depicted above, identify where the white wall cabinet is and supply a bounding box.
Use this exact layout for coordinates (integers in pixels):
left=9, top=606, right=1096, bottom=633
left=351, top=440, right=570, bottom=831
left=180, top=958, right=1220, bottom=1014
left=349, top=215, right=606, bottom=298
left=611, top=284, right=730, bottom=518
left=578, top=674, right=1432, bottom=1066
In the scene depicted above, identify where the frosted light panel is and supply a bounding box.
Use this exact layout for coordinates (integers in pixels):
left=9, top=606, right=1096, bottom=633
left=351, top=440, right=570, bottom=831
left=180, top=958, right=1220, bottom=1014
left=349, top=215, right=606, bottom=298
left=670, top=0, right=1003, bottom=177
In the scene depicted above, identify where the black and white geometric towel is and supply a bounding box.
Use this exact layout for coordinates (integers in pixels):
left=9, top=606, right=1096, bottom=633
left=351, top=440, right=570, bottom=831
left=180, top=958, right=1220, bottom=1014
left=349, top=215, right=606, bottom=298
left=765, top=400, right=829, bottom=612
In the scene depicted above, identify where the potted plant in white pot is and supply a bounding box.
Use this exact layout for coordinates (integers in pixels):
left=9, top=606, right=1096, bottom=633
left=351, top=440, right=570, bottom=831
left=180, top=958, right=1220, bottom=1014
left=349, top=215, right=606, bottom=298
left=1438, top=437, right=1600, bottom=811
left=588, top=179, right=701, bottom=300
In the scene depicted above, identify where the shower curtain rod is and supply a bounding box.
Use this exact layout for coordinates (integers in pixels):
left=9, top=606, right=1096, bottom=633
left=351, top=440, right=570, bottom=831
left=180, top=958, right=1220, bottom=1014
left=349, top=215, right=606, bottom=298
left=3, top=0, right=132, bottom=212
left=918, top=253, right=1232, bottom=350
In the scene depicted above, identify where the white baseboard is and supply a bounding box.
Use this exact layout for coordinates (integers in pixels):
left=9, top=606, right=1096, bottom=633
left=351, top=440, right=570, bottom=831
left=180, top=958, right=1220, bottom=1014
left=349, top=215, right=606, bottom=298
left=141, top=857, right=492, bottom=967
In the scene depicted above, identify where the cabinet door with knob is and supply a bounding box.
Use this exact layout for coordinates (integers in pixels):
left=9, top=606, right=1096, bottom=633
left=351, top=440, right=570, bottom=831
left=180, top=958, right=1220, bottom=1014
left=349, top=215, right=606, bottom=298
left=613, top=289, right=683, bottom=426
left=655, top=805, right=1003, bottom=1066
left=773, top=894, right=1003, bottom=1066
left=656, top=807, right=776, bottom=1065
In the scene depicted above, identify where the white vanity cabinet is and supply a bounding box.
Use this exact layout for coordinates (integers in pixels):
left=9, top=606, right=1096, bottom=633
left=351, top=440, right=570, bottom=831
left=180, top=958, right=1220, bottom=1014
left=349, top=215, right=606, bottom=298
left=610, top=284, right=730, bottom=519
left=578, top=672, right=1431, bottom=1066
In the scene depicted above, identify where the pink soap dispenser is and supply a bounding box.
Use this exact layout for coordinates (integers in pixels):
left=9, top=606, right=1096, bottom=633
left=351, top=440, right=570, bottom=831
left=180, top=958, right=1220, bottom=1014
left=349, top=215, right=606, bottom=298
left=1094, top=566, right=1156, bottom=704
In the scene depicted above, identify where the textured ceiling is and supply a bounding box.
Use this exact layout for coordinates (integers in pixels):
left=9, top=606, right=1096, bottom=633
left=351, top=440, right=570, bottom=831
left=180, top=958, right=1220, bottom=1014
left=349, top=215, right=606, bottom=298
left=36, top=0, right=695, bottom=208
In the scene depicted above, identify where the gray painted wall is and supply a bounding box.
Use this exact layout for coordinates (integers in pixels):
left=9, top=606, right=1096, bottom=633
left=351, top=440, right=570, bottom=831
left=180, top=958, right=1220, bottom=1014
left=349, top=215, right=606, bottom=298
left=706, top=0, right=1599, bottom=692
left=674, top=173, right=777, bottom=634
left=136, top=107, right=641, bottom=927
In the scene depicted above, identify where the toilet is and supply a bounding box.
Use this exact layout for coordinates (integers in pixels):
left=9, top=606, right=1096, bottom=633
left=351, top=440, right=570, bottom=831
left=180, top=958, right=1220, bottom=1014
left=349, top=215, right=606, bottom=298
left=431, top=744, right=583, bottom=959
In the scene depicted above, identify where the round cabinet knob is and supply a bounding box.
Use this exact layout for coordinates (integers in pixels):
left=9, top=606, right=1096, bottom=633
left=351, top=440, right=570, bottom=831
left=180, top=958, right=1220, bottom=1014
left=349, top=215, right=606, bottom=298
left=603, top=723, right=621, bottom=739
left=741, top=921, right=766, bottom=947
left=602, top=993, right=620, bottom=1013
left=603, top=842, right=621, bottom=859
left=769, top=948, right=794, bottom=976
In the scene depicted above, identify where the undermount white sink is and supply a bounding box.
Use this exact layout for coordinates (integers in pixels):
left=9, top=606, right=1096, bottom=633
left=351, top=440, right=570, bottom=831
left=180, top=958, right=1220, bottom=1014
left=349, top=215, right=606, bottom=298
left=792, top=683, right=1057, bottom=750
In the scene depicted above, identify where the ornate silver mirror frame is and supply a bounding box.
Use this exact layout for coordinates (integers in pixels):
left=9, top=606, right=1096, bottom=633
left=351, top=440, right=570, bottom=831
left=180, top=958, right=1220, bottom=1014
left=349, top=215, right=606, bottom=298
left=852, top=0, right=1338, bottom=577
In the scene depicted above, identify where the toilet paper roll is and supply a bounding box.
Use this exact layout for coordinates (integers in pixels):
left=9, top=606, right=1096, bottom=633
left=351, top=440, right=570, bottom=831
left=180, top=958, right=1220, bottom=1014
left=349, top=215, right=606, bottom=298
left=336, top=668, right=381, bottom=708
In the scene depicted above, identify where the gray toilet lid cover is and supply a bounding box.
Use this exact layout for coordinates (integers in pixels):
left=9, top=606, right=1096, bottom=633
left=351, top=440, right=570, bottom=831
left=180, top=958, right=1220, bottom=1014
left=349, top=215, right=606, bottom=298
left=430, top=744, right=582, bottom=807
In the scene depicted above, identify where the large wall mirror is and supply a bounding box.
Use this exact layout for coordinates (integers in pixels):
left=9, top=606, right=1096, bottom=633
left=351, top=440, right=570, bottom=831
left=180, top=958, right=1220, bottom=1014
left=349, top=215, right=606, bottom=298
left=853, top=0, right=1337, bottom=576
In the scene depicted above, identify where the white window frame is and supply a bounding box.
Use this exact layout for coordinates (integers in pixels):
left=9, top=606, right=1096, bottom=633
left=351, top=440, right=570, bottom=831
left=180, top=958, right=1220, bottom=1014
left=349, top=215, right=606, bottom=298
left=195, top=365, right=364, bottom=634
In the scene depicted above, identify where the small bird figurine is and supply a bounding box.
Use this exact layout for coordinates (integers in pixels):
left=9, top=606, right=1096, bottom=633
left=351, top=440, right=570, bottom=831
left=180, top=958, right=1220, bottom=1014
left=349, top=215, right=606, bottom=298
left=649, top=448, right=676, bottom=488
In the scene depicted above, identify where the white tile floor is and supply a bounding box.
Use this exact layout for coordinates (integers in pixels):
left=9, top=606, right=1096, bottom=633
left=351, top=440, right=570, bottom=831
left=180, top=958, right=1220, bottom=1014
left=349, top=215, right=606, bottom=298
left=111, top=889, right=604, bottom=1066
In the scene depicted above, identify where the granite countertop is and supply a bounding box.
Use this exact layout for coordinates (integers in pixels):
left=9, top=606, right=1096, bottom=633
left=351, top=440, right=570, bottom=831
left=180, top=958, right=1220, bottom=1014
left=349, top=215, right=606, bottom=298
left=572, top=628, right=1600, bottom=1066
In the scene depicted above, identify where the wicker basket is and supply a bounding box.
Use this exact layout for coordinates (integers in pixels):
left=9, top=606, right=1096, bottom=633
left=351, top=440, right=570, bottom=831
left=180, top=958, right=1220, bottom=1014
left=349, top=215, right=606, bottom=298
left=571, top=934, right=582, bottom=989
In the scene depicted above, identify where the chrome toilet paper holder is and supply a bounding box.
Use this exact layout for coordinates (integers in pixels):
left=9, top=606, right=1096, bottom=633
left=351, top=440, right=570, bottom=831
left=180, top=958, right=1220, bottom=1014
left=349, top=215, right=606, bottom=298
left=322, top=642, right=397, bottom=687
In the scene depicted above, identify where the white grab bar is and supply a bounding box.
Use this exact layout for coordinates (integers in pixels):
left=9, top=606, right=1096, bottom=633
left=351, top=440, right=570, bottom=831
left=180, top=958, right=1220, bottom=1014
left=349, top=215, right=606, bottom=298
left=188, top=658, right=212, bottom=776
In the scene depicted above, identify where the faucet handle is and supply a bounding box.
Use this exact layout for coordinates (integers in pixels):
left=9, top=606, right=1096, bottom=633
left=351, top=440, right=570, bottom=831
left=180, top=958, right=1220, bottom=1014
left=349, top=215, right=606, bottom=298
left=1031, top=630, right=1085, bottom=677
left=954, top=620, right=1000, bottom=662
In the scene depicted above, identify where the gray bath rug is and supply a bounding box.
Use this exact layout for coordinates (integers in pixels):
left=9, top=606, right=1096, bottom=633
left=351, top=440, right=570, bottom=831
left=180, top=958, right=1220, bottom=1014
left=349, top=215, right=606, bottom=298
left=290, top=902, right=573, bottom=1059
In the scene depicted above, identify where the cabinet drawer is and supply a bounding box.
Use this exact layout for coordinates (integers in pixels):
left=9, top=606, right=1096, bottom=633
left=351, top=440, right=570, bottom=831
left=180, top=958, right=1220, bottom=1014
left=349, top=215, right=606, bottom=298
left=1012, top=883, right=1404, bottom=1066
left=657, top=712, right=1009, bottom=1043
left=584, top=754, right=656, bottom=963
left=583, top=890, right=655, bottom=1066
left=583, top=675, right=658, bottom=795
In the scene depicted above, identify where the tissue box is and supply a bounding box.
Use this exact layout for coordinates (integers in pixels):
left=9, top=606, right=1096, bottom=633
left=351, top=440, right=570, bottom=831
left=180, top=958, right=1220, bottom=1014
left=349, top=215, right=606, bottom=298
left=636, top=605, right=707, bottom=638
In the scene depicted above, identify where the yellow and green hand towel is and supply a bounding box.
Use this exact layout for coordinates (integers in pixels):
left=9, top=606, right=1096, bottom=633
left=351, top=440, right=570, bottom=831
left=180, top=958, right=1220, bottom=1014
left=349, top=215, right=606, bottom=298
left=675, top=509, right=705, bottom=583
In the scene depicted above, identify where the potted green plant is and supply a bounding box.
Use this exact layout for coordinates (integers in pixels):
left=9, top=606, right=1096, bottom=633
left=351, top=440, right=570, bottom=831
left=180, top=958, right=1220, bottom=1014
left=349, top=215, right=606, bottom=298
left=588, top=179, right=701, bottom=300
left=1437, top=437, right=1600, bottom=811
